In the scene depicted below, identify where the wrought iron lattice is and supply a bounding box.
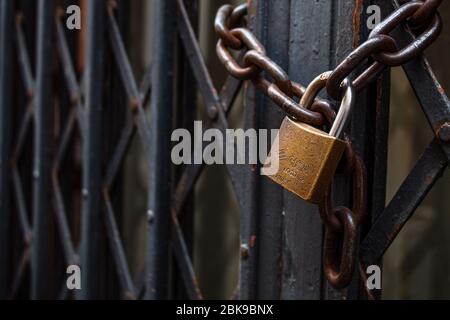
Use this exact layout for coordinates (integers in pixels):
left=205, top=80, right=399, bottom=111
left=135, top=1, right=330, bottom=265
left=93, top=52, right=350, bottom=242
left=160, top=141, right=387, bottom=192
left=1, top=0, right=155, bottom=299
left=0, top=0, right=449, bottom=300
left=172, top=0, right=244, bottom=299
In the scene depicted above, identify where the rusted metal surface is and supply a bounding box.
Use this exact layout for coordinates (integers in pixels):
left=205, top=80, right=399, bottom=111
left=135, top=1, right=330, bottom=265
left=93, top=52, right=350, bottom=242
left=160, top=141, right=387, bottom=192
left=399, top=0, right=444, bottom=26
left=327, top=35, right=397, bottom=100
left=320, top=152, right=367, bottom=289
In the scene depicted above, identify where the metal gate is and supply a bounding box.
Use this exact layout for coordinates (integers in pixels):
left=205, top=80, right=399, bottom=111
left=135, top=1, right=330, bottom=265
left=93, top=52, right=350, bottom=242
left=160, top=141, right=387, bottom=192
left=0, top=0, right=448, bottom=300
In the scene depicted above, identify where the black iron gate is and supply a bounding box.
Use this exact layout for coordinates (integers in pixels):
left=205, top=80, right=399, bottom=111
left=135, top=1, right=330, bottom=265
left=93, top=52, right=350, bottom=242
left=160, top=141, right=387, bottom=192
left=0, top=0, right=448, bottom=300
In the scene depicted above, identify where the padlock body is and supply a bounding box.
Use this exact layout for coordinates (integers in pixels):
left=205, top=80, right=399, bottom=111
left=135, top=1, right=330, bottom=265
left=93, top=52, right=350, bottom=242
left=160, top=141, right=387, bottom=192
left=262, top=117, right=346, bottom=204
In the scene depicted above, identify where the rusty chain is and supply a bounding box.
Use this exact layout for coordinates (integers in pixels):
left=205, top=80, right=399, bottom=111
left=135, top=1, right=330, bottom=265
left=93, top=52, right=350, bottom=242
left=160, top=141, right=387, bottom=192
left=215, top=0, right=443, bottom=291
left=327, top=0, right=442, bottom=100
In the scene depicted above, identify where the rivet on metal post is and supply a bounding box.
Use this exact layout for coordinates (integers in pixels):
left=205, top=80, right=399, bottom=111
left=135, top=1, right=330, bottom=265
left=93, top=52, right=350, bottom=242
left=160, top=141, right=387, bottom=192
left=208, top=105, right=219, bottom=120
left=241, top=243, right=249, bottom=259
left=437, top=122, right=450, bottom=142
left=147, top=210, right=155, bottom=224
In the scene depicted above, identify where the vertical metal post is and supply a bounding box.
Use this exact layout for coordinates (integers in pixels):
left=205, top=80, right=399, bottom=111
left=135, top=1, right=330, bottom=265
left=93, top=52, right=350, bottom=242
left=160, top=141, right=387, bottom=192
left=281, top=0, right=333, bottom=300
left=80, top=0, right=105, bottom=300
left=146, top=0, right=175, bottom=300
left=326, top=0, right=363, bottom=299
left=31, top=0, right=54, bottom=300
left=327, top=0, right=390, bottom=300
left=238, top=1, right=259, bottom=299
left=353, top=0, right=391, bottom=300
left=0, top=0, right=14, bottom=299
left=239, top=74, right=258, bottom=299
left=255, top=0, right=291, bottom=300
left=172, top=0, right=198, bottom=300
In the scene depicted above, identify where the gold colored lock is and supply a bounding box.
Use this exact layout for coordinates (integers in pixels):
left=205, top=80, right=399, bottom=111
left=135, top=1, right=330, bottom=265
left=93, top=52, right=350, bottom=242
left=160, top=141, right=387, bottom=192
left=262, top=72, right=355, bottom=204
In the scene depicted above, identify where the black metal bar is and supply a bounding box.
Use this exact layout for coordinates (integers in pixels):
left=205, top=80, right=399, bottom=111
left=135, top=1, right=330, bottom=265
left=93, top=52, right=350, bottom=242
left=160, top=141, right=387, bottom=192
left=14, top=16, right=35, bottom=155
left=54, top=22, right=86, bottom=136
left=358, top=0, right=392, bottom=301
left=282, top=0, right=333, bottom=300
left=0, top=0, right=14, bottom=298
left=9, top=22, right=34, bottom=293
left=80, top=0, right=106, bottom=300
left=171, top=217, right=202, bottom=300
left=327, top=0, right=391, bottom=300
left=12, top=169, right=32, bottom=241
left=327, top=0, right=360, bottom=300
left=146, top=0, right=176, bottom=300
left=51, top=109, right=78, bottom=268
left=9, top=248, right=30, bottom=299
left=13, top=17, right=35, bottom=269
left=12, top=16, right=34, bottom=255
left=16, top=15, right=35, bottom=97
left=237, top=88, right=258, bottom=299
left=176, top=0, right=221, bottom=119
left=107, top=8, right=139, bottom=103
left=253, top=0, right=290, bottom=300
left=53, top=173, right=77, bottom=265
left=103, top=190, right=136, bottom=299
left=55, top=16, right=80, bottom=102
left=360, top=139, right=447, bottom=267
left=31, top=0, right=54, bottom=299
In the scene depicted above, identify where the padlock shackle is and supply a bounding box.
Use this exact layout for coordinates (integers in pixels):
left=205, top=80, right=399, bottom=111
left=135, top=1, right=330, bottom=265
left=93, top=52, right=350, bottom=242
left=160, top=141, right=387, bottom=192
left=299, top=71, right=333, bottom=110
left=329, top=78, right=354, bottom=138
left=299, top=72, right=355, bottom=138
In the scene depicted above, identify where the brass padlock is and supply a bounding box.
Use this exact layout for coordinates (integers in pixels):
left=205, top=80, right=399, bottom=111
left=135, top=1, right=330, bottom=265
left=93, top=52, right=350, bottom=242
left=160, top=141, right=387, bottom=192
left=262, top=72, right=355, bottom=204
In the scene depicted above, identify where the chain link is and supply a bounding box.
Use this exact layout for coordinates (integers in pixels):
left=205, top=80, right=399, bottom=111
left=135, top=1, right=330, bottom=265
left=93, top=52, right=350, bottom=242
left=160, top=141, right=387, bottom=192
left=215, top=4, right=334, bottom=126
left=319, top=139, right=367, bottom=288
left=399, top=0, right=443, bottom=27
left=327, top=34, right=398, bottom=100
left=369, top=1, right=442, bottom=66
left=327, top=0, right=442, bottom=100
left=214, top=0, right=443, bottom=290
